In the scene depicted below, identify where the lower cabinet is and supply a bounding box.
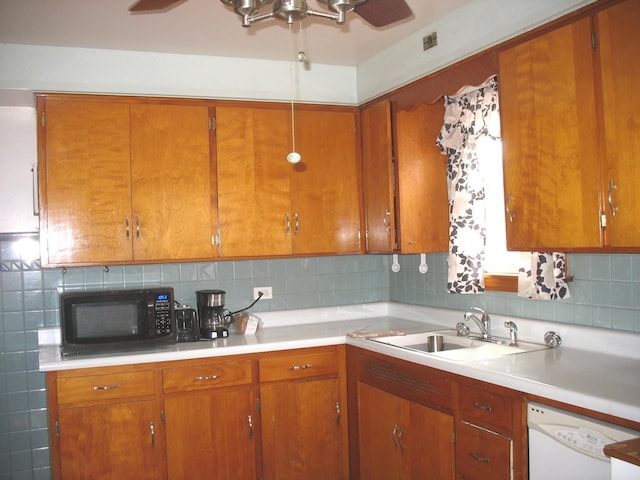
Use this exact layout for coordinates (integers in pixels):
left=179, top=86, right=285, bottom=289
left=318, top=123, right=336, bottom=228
left=358, top=382, right=454, bottom=480
left=259, top=347, right=350, bottom=480
left=161, top=359, right=258, bottom=480
left=347, top=346, right=528, bottom=480
left=47, top=366, right=165, bottom=480
left=47, top=346, right=349, bottom=480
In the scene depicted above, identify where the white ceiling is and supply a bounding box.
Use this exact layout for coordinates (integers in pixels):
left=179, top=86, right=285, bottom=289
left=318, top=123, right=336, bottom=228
left=0, top=0, right=470, bottom=66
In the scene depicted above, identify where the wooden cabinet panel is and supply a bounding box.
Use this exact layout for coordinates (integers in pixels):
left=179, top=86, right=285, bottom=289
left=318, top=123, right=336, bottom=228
left=130, top=103, right=216, bottom=261
left=596, top=0, right=640, bottom=247
left=260, top=377, right=348, bottom=480
left=164, top=387, right=257, bottom=480
left=57, top=400, right=164, bottom=480
left=216, top=105, right=292, bottom=257
left=499, top=16, right=601, bottom=250
left=395, top=102, right=449, bottom=253
left=361, top=100, right=396, bottom=253
left=292, top=109, right=362, bottom=255
left=162, top=359, right=253, bottom=393
left=41, top=98, right=133, bottom=265
left=357, top=382, right=454, bottom=480
left=457, top=384, right=513, bottom=435
left=57, top=371, right=154, bottom=406
left=258, top=349, right=339, bottom=382
left=455, top=421, right=511, bottom=480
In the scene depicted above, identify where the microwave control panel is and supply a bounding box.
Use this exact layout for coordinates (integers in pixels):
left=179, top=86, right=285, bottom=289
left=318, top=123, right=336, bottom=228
left=153, top=292, right=173, bottom=335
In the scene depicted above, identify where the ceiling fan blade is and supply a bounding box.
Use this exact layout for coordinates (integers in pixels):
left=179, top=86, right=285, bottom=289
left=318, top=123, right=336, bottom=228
left=129, top=0, right=188, bottom=12
left=355, top=0, right=413, bottom=27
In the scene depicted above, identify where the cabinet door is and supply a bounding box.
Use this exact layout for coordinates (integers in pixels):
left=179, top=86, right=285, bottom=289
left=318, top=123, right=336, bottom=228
left=361, top=100, right=396, bottom=253
left=41, top=98, right=133, bottom=265
left=58, top=400, right=164, bottom=480
left=395, top=102, right=449, bottom=253
left=455, top=421, right=512, bottom=480
left=291, top=109, right=362, bottom=255
left=597, top=0, right=640, bottom=247
left=358, top=382, right=454, bottom=480
left=498, top=17, right=601, bottom=250
left=130, top=103, right=216, bottom=261
left=164, top=388, right=257, bottom=480
left=216, top=106, right=292, bottom=257
left=260, top=377, right=348, bottom=480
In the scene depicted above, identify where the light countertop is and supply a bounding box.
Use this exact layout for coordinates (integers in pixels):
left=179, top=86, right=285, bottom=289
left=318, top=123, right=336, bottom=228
left=39, top=302, right=640, bottom=425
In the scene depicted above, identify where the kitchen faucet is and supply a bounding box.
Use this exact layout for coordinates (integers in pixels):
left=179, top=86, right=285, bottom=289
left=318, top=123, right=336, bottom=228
left=464, top=307, right=492, bottom=341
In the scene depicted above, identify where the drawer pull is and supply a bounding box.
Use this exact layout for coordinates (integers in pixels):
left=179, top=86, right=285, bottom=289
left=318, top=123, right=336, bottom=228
left=93, top=384, right=120, bottom=391
left=247, top=415, right=254, bottom=439
left=195, top=375, right=220, bottom=381
left=468, top=452, right=491, bottom=464
left=472, top=402, right=492, bottom=412
left=289, top=364, right=312, bottom=371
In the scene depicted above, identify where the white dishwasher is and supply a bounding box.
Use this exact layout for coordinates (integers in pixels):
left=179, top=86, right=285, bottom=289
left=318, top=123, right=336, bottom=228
left=528, top=402, right=640, bottom=480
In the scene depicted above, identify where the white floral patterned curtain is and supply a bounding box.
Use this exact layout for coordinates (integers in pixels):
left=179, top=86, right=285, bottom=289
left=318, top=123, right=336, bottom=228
left=518, top=253, right=571, bottom=300
left=435, top=76, right=571, bottom=300
left=436, top=76, right=499, bottom=294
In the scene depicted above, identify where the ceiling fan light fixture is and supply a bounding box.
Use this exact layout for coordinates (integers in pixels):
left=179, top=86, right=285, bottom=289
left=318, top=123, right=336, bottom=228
left=220, top=0, right=367, bottom=27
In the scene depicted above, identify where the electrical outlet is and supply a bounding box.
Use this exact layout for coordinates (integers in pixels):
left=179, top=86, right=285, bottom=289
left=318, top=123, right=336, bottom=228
left=253, top=286, right=273, bottom=300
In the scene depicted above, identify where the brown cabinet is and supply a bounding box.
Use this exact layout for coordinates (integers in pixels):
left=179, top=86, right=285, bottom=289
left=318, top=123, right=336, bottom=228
left=38, top=95, right=217, bottom=266
left=359, top=99, right=449, bottom=254
left=348, top=347, right=454, bottom=479
left=454, top=382, right=527, bottom=480
left=48, top=366, right=165, bottom=480
left=216, top=105, right=362, bottom=257
left=259, top=347, right=349, bottom=480
left=162, top=359, right=258, bottom=480
left=347, top=346, right=527, bottom=480
left=498, top=0, right=640, bottom=250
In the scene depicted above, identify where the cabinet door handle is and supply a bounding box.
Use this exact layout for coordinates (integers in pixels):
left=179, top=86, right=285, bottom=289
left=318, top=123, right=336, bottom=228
left=335, top=401, right=341, bottom=425
left=135, top=215, right=141, bottom=239
left=150, top=422, right=155, bottom=447
left=293, top=212, right=300, bottom=235
left=505, top=193, right=515, bottom=222
left=289, top=363, right=312, bottom=371
left=608, top=179, right=618, bottom=216
left=195, top=374, right=220, bottom=381
left=125, top=217, right=130, bottom=239
left=392, top=423, right=400, bottom=448
left=468, top=452, right=491, bottom=464
left=93, top=384, right=120, bottom=391
left=472, top=402, right=493, bottom=412
left=383, top=209, right=391, bottom=233
left=397, top=426, right=406, bottom=451
left=247, top=415, right=253, bottom=439
left=284, top=213, right=291, bottom=235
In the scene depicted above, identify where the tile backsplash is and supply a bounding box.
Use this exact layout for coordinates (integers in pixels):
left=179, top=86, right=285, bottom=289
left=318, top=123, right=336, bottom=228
left=1, top=233, right=639, bottom=479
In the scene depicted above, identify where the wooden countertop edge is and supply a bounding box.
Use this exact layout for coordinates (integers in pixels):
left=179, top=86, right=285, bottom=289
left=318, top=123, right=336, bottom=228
left=604, top=437, right=640, bottom=466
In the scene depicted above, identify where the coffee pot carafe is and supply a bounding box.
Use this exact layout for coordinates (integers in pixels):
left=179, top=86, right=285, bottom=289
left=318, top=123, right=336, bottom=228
left=196, top=289, right=231, bottom=339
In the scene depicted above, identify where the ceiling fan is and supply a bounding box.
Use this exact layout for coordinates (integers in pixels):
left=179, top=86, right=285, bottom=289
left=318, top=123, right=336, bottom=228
left=129, top=0, right=413, bottom=28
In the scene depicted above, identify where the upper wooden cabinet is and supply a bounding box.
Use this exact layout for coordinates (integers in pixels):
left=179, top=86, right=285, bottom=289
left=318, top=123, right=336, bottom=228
left=216, top=104, right=362, bottom=258
left=359, top=99, right=448, bottom=254
left=498, top=0, right=640, bottom=250
left=361, top=100, right=396, bottom=253
left=38, top=95, right=218, bottom=266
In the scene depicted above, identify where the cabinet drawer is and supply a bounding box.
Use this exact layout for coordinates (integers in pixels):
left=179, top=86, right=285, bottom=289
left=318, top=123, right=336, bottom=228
left=259, top=350, right=339, bottom=382
left=457, top=384, right=513, bottom=434
left=57, top=371, right=154, bottom=405
left=163, top=360, right=253, bottom=393
left=455, top=420, right=512, bottom=480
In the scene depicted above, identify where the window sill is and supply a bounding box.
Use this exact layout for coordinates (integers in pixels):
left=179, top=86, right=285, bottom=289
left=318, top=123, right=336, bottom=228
left=484, top=274, right=518, bottom=292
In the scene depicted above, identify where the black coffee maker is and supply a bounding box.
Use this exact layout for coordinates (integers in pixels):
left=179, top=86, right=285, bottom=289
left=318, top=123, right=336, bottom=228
left=196, top=289, right=231, bottom=339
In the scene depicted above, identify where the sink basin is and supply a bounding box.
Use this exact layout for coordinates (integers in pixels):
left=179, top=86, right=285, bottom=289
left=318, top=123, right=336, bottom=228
left=369, top=329, right=549, bottom=361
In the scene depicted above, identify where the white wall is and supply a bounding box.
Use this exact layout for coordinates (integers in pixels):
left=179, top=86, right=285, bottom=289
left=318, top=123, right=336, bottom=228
left=0, top=0, right=596, bottom=104
left=356, top=0, right=596, bottom=103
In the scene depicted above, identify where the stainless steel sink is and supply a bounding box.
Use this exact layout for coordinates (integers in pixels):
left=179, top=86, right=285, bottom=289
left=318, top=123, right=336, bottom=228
left=369, top=329, right=549, bottom=361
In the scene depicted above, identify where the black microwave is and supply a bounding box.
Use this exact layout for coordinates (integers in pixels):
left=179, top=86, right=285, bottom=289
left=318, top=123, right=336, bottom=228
left=60, top=287, right=176, bottom=355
